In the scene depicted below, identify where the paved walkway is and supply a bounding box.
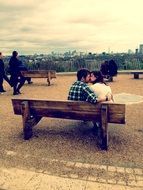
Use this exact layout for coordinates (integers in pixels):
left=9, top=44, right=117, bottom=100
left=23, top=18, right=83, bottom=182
left=114, top=93, right=143, bottom=104
left=0, top=159, right=143, bottom=190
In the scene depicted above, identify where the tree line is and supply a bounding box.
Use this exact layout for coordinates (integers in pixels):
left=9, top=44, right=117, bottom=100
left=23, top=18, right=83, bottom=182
left=4, top=53, right=143, bottom=73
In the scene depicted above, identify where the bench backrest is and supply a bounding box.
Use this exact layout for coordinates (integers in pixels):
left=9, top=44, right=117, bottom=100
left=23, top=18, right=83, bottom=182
left=12, top=99, right=125, bottom=124
left=21, top=70, right=56, bottom=78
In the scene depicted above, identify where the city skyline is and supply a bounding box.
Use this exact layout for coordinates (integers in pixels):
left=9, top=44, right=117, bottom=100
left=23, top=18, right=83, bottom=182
left=0, top=0, right=143, bottom=55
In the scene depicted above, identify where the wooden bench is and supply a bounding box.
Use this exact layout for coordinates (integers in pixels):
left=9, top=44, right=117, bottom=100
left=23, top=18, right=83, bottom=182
left=21, top=70, right=56, bottom=85
left=131, top=71, right=143, bottom=79
left=11, top=99, right=125, bottom=150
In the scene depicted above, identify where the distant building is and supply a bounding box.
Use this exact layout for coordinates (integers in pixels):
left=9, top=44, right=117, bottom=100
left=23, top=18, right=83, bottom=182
left=135, top=48, right=138, bottom=54
left=128, top=49, right=133, bottom=54
left=139, top=44, right=143, bottom=54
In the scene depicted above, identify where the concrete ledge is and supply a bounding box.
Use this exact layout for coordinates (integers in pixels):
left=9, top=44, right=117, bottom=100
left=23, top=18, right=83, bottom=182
left=57, top=70, right=143, bottom=76
left=57, top=72, right=76, bottom=76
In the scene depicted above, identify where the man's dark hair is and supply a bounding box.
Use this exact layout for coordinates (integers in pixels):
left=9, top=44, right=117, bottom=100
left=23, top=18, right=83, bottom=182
left=12, top=51, right=18, bottom=57
left=77, top=68, right=90, bottom=81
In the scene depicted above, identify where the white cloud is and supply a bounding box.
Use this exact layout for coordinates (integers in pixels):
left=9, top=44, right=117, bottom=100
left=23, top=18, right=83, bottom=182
left=0, top=0, right=143, bottom=54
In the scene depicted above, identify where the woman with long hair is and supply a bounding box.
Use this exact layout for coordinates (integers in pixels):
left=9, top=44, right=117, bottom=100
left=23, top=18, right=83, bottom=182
left=90, top=70, right=114, bottom=102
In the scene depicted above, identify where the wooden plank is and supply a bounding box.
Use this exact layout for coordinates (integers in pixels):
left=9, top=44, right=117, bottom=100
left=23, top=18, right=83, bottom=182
left=12, top=99, right=125, bottom=124
left=107, top=103, right=125, bottom=124
left=21, top=70, right=56, bottom=85
left=12, top=99, right=101, bottom=121
left=22, top=73, right=48, bottom=78
left=21, top=70, right=56, bottom=78
left=100, top=104, right=108, bottom=150
left=21, top=101, right=33, bottom=140
left=21, top=101, right=42, bottom=139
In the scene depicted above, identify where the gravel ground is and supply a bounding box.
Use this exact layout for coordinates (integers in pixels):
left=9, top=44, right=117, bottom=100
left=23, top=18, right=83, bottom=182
left=0, top=74, right=143, bottom=173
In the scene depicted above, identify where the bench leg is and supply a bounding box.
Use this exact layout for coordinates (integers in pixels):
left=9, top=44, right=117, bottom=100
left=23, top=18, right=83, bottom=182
left=21, top=101, right=32, bottom=139
left=21, top=101, right=42, bottom=140
left=23, top=121, right=33, bottom=140
left=100, top=104, right=108, bottom=150
left=47, top=72, right=51, bottom=86
left=134, top=73, right=139, bottom=79
left=47, top=78, right=50, bottom=86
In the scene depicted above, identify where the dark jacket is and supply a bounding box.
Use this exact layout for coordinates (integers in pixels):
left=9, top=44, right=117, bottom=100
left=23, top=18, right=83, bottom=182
left=9, top=57, right=21, bottom=75
left=100, top=61, right=109, bottom=76
left=0, top=59, right=5, bottom=75
left=108, top=60, right=118, bottom=76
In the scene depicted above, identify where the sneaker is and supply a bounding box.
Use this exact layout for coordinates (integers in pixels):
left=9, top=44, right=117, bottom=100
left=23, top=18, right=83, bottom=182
left=0, top=92, right=4, bottom=94
left=16, top=89, right=22, bottom=94
left=28, top=81, right=33, bottom=84
left=13, top=92, right=19, bottom=95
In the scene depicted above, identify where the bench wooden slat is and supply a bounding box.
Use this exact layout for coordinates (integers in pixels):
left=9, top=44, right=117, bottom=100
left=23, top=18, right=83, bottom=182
left=23, top=73, right=49, bottom=77
left=12, top=99, right=125, bottom=124
left=11, top=98, right=125, bottom=150
left=22, top=72, right=56, bottom=78
left=101, top=104, right=108, bottom=149
left=21, top=70, right=56, bottom=85
left=108, top=104, right=125, bottom=124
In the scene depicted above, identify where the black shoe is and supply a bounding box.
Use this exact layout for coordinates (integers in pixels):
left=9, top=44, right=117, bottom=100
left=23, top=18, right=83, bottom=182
left=13, top=91, right=19, bottom=95
left=28, top=81, right=33, bottom=84
left=16, top=90, right=21, bottom=94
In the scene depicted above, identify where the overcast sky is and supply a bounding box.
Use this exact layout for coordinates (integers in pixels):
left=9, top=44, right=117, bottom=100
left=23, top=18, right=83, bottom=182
left=0, top=0, right=143, bottom=55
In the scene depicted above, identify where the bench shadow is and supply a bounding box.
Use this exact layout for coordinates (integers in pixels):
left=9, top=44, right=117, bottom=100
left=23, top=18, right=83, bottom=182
left=18, top=120, right=100, bottom=152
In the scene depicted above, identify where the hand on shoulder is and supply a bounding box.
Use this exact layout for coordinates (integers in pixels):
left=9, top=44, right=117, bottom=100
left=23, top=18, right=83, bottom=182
left=96, top=93, right=113, bottom=102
